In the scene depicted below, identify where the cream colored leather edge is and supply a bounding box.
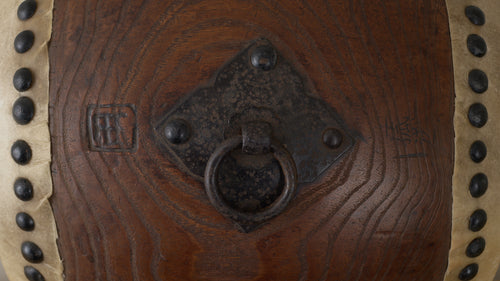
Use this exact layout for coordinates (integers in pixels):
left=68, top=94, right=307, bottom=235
left=0, top=0, right=63, bottom=280
left=445, top=1, right=500, bottom=281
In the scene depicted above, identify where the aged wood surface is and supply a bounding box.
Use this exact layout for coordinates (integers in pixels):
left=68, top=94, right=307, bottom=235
left=49, top=0, right=454, bottom=280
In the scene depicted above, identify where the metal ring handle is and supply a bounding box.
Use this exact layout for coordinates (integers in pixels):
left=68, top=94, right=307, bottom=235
left=204, top=136, right=298, bottom=224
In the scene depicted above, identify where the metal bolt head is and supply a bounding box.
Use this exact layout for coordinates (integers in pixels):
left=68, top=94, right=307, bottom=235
left=21, top=241, right=44, bottom=263
left=14, top=30, right=35, bottom=54
left=465, top=6, right=485, bottom=26
left=322, top=128, right=343, bottom=149
left=11, top=140, right=32, bottom=165
left=14, top=178, right=33, bottom=201
left=12, top=96, right=35, bottom=125
left=251, top=45, right=277, bottom=71
left=164, top=119, right=191, bottom=144
left=17, top=0, right=37, bottom=21
left=13, top=68, right=33, bottom=92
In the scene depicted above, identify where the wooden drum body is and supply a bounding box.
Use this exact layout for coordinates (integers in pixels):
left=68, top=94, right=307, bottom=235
left=0, top=0, right=498, bottom=280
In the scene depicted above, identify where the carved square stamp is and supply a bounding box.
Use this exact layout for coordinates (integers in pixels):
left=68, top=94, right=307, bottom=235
left=87, top=104, right=137, bottom=152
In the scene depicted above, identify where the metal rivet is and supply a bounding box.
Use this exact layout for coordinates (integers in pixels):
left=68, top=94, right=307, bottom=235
left=16, top=212, right=35, bottom=231
left=17, top=0, right=37, bottom=21
left=459, top=263, right=479, bottom=281
left=13, top=68, right=33, bottom=92
left=250, top=45, right=277, bottom=71
left=469, top=141, right=486, bottom=163
left=14, top=178, right=34, bottom=201
left=469, top=173, right=488, bottom=198
left=468, top=103, right=487, bottom=128
left=469, top=209, right=487, bottom=232
left=468, top=69, right=488, bottom=94
left=11, top=140, right=32, bottom=165
left=12, top=96, right=35, bottom=125
left=21, top=241, right=43, bottom=263
left=466, top=237, right=485, bottom=258
left=465, top=6, right=485, bottom=26
left=14, top=30, right=34, bottom=54
left=24, top=266, right=45, bottom=281
left=467, top=34, right=487, bottom=57
left=164, top=119, right=191, bottom=144
left=322, top=128, right=343, bottom=149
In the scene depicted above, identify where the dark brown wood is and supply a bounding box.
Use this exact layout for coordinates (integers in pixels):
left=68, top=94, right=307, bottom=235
left=49, top=0, right=454, bottom=280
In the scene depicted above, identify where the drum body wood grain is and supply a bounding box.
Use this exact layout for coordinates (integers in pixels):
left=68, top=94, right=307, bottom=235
left=47, top=0, right=454, bottom=280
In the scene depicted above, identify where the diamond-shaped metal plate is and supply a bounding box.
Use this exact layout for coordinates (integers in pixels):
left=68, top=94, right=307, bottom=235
left=155, top=39, right=355, bottom=185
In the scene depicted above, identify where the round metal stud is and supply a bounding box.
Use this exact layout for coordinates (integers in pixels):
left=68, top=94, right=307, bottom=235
left=458, top=263, right=479, bottom=281
left=465, top=6, right=485, bottom=26
left=12, top=96, right=35, bottom=125
left=322, top=128, right=343, bottom=149
left=468, top=103, right=487, bottom=128
left=14, top=178, right=34, bottom=201
left=21, top=241, right=44, bottom=263
left=24, top=266, right=45, bottom=281
left=17, top=0, right=37, bottom=21
left=16, top=212, right=35, bottom=231
left=469, top=209, right=487, bottom=232
left=250, top=45, right=277, bottom=71
left=469, top=141, right=486, bottom=163
left=14, top=30, right=35, bottom=54
left=164, top=119, right=191, bottom=144
left=468, top=69, right=488, bottom=94
left=469, top=173, right=488, bottom=198
left=466, top=237, right=485, bottom=258
left=13, top=68, right=33, bottom=92
left=467, top=34, right=487, bottom=57
left=11, top=140, right=32, bottom=165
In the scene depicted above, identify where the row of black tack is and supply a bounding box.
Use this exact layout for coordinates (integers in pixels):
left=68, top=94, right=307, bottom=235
left=458, top=5, right=489, bottom=281
left=10, top=1, right=47, bottom=281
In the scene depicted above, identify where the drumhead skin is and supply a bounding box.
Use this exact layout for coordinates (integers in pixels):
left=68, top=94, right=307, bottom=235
left=444, top=1, right=500, bottom=280
left=0, top=0, right=497, bottom=280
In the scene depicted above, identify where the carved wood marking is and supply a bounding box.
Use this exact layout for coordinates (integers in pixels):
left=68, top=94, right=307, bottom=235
left=385, top=116, right=432, bottom=145
left=88, top=104, right=137, bottom=152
